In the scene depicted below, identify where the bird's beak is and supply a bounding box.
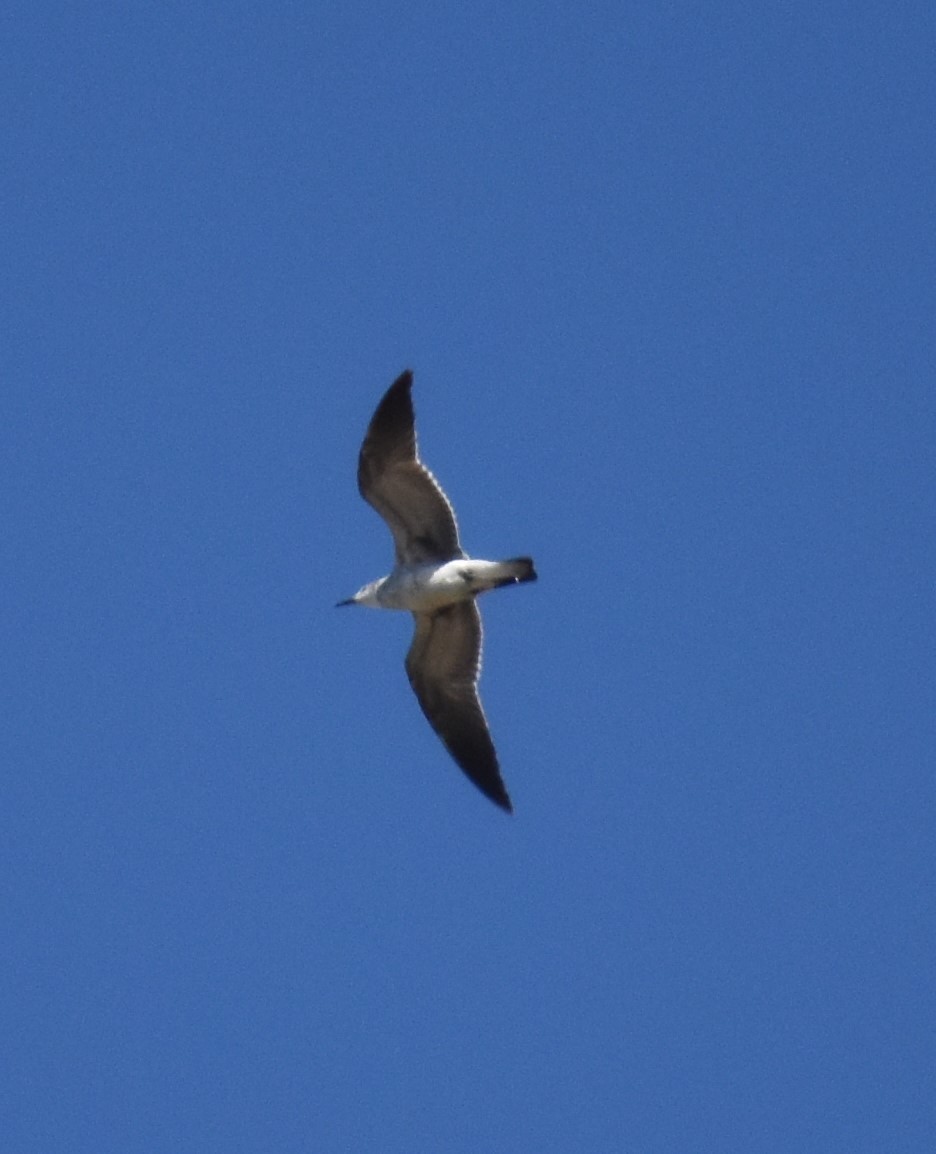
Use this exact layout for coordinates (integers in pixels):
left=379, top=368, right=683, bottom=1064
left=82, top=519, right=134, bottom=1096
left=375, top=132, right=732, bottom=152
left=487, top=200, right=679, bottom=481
left=335, top=597, right=356, bottom=607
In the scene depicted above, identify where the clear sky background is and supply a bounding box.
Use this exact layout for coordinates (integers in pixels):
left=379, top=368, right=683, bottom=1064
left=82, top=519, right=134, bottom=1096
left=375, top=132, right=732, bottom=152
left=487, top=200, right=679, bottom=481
left=3, top=4, right=934, bottom=1152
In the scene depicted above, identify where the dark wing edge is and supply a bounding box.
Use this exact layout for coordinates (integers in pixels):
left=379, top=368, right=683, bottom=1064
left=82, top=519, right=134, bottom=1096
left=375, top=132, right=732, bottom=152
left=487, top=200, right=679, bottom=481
left=357, top=371, right=463, bottom=564
left=405, top=604, right=513, bottom=813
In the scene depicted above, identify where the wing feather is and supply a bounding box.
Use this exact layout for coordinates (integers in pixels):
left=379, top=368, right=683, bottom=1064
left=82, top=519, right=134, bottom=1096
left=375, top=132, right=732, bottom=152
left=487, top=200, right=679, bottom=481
left=357, top=371, right=463, bottom=564
left=405, top=602, right=512, bottom=812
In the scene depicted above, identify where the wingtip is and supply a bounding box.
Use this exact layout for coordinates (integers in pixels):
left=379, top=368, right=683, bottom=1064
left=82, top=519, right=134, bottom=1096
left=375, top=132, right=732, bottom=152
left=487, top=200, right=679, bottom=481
left=487, top=783, right=514, bottom=813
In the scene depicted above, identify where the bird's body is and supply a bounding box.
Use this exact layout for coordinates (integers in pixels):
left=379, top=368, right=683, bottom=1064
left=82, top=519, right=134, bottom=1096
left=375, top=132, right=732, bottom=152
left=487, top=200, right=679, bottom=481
left=338, top=369, right=536, bottom=812
left=342, top=558, right=534, bottom=613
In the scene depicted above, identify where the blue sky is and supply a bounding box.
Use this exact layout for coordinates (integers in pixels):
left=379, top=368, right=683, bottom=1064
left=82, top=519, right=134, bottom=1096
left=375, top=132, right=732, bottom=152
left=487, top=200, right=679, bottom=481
left=3, top=3, right=934, bottom=1151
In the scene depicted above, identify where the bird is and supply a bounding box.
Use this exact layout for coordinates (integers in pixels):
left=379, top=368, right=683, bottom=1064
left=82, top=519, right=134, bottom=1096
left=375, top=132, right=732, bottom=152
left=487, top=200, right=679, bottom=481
left=338, top=369, right=537, bottom=812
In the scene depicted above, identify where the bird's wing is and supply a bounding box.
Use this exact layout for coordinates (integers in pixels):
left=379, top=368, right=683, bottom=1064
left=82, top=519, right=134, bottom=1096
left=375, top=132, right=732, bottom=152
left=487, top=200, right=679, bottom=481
left=357, top=370, right=464, bottom=565
left=405, top=601, right=512, bottom=812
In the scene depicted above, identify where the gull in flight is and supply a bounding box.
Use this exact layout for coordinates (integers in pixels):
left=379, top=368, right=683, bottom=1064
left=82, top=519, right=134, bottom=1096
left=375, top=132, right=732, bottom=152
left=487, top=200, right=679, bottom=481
left=338, top=370, right=537, bottom=812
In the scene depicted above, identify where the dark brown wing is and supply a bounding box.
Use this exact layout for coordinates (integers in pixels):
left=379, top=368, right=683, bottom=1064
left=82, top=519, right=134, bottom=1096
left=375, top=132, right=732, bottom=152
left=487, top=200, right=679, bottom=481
left=404, top=601, right=512, bottom=812
left=357, top=370, right=463, bottom=564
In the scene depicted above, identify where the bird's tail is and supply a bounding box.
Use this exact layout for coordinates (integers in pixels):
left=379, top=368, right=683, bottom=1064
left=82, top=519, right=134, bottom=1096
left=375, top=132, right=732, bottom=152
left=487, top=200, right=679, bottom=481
left=501, top=557, right=537, bottom=584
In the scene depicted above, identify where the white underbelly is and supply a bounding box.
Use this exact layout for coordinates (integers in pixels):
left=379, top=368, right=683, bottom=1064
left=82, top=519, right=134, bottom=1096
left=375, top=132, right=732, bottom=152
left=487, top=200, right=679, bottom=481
left=382, top=556, right=531, bottom=612
left=378, top=561, right=476, bottom=611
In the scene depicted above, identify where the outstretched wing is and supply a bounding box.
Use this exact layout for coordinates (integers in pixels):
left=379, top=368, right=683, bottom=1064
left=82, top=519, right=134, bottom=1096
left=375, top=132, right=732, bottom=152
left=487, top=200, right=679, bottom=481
left=357, top=370, right=463, bottom=564
left=404, top=602, right=512, bottom=812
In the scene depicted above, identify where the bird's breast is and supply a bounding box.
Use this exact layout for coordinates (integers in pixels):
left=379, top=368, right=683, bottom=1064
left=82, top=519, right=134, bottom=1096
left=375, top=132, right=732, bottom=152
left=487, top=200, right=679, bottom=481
left=378, top=561, right=476, bottom=612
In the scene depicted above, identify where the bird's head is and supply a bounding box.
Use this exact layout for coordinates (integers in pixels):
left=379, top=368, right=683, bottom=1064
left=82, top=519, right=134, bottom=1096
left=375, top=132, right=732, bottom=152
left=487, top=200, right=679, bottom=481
left=335, top=579, right=383, bottom=608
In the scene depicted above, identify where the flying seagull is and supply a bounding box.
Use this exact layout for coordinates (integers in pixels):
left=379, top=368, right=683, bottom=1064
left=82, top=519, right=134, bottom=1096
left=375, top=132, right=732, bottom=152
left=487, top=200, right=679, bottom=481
left=338, top=369, right=537, bottom=812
